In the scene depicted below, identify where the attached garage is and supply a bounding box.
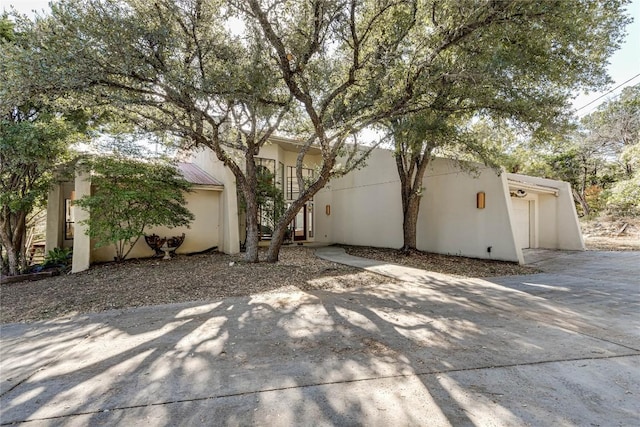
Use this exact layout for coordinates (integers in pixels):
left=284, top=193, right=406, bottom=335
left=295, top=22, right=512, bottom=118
left=511, top=197, right=532, bottom=249
left=507, top=175, right=585, bottom=253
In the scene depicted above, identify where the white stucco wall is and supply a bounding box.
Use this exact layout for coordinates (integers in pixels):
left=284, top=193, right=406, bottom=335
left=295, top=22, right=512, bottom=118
left=418, top=160, right=522, bottom=262
left=91, top=188, right=221, bottom=262
left=190, top=148, right=240, bottom=254
left=328, top=149, right=404, bottom=248
left=314, top=187, right=333, bottom=243
left=325, top=149, right=522, bottom=263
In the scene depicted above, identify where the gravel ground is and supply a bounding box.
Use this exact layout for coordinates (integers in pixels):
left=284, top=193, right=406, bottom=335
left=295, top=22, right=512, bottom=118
left=582, top=217, right=640, bottom=251
left=0, top=247, right=394, bottom=324
left=0, top=245, right=540, bottom=324
left=342, top=245, right=538, bottom=277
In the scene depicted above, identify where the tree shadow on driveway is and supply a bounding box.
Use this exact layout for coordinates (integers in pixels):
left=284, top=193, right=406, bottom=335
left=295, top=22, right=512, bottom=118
left=1, top=266, right=638, bottom=426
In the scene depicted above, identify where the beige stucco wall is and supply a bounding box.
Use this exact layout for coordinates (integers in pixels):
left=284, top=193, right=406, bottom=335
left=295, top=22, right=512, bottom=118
left=506, top=173, right=584, bottom=250
left=72, top=171, right=92, bottom=273
left=91, top=188, right=221, bottom=263
left=45, top=182, right=76, bottom=253
left=45, top=184, right=62, bottom=253
left=326, top=149, right=523, bottom=263
left=190, top=148, right=240, bottom=254
left=418, top=160, right=522, bottom=262
left=328, top=149, right=404, bottom=248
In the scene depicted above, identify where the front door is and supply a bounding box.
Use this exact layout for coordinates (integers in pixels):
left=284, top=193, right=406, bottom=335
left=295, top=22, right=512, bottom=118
left=293, top=204, right=307, bottom=241
left=512, top=198, right=531, bottom=249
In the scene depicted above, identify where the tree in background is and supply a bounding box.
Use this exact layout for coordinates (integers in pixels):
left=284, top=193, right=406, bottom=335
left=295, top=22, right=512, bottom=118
left=478, top=84, right=639, bottom=218
left=6, top=1, right=631, bottom=260
left=587, top=85, right=640, bottom=216
left=384, top=0, right=629, bottom=250
left=0, top=15, right=77, bottom=276
left=583, top=85, right=640, bottom=177
left=0, top=110, right=74, bottom=275
left=606, top=144, right=640, bottom=216
left=74, top=157, right=194, bottom=262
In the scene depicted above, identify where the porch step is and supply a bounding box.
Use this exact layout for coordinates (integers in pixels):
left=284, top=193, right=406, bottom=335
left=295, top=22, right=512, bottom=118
left=29, top=242, right=46, bottom=265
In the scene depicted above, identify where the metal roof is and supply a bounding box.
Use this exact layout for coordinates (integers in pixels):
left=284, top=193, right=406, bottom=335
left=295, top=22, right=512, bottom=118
left=176, top=163, right=224, bottom=187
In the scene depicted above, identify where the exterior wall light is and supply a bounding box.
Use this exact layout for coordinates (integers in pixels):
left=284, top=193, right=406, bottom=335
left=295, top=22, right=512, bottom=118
left=477, top=191, right=485, bottom=209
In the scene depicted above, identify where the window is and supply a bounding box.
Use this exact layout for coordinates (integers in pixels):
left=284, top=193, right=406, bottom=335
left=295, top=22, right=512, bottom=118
left=278, top=162, right=285, bottom=193
left=256, top=158, right=275, bottom=179
left=255, top=158, right=278, bottom=241
left=308, top=202, right=314, bottom=238
left=64, top=199, right=74, bottom=240
left=287, top=166, right=314, bottom=200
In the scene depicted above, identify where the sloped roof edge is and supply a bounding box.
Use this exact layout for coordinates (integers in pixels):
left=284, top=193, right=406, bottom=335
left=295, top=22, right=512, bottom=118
left=176, top=162, right=224, bottom=187
left=507, top=177, right=559, bottom=196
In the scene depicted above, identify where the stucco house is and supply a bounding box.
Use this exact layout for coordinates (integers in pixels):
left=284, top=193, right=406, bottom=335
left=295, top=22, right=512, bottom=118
left=46, top=136, right=584, bottom=272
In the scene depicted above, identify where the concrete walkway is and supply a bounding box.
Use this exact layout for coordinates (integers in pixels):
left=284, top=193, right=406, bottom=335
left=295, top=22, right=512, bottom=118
left=1, top=249, right=638, bottom=426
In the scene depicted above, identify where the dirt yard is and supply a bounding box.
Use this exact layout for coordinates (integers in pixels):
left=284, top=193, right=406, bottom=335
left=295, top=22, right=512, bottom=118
left=1, top=246, right=534, bottom=324
left=581, top=216, right=640, bottom=251
left=3, top=216, right=636, bottom=325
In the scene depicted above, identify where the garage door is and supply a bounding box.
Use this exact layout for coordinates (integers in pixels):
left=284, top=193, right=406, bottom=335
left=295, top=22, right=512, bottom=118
left=511, top=198, right=530, bottom=249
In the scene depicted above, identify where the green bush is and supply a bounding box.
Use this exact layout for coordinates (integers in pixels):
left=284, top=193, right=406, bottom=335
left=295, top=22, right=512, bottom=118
left=43, top=247, right=73, bottom=267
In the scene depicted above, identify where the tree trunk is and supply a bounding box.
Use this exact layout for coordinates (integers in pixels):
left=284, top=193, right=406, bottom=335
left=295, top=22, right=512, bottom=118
left=0, top=210, right=27, bottom=276
left=396, top=148, right=432, bottom=253
left=401, top=193, right=421, bottom=252
left=266, top=165, right=333, bottom=262
left=266, top=198, right=305, bottom=262
left=5, top=244, right=20, bottom=276
left=243, top=192, right=260, bottom=263
left=242, top=153, right=260, bottom=263
left=572, top=188, right=590, bottom=216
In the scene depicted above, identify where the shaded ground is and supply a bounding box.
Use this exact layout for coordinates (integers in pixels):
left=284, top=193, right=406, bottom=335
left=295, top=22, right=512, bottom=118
left=343, top=245, right=537, bottom=277
left=0, top=248, right=390, bottom=324
left=0, top=246, right=536, bottom=324
left=1, top=250, right=638, bottom=426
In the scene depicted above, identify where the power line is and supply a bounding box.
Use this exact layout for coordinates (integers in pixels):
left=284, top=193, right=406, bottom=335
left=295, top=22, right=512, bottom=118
left=575, top=73, right=640, bottom=113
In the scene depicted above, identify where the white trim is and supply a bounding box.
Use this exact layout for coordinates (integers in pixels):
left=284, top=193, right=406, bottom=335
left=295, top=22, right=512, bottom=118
left=192, top=184, right=224, bottom=192
left=508, top=180, right=559, bottom=196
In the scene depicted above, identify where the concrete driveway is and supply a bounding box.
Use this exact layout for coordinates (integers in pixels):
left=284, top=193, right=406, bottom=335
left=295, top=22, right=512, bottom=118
left=1, top=249, right=638, bottom=426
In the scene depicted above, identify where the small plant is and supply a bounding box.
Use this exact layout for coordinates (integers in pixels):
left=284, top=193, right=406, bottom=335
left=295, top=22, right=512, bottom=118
left=43, top=247, right=73, bottom=268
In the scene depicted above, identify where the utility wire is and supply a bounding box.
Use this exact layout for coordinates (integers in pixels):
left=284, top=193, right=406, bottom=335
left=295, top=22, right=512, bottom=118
left=574, top=73, right=640, bottom=113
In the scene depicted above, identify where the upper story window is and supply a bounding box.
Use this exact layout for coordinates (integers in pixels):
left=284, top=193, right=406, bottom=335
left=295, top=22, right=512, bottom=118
left=287, top=166, right=314, bottom=200
left=255, top=158, right=276, bottom=184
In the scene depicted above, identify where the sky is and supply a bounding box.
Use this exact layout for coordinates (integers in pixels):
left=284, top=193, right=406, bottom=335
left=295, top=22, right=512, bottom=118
left=2, top=0, right=639, bottom=117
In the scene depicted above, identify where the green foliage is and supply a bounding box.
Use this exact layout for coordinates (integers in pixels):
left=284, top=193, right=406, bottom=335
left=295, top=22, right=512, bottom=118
left=43, top=247, right=73, bottom=267
left=0, top=14, right=86, bottom=275
left=238, top=166, right=286, bottom=236
left=0, top=107, right=76, bottom=276
left=74, top=157, right=194, bottom=261
left=4, top=0, right=631, bottom=260
left=606, top=175, right=640, bottom=217
left=605, top=144, right=640, bottom=217
left=1, top=113, right=73, bottom=210
left=0, top=14, right=15, bottom=42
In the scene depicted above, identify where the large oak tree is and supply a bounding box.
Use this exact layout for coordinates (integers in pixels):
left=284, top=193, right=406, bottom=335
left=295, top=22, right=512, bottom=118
left=6, top=1, right=630, bottom=260
left=382, top=0, right=630, bottom=250
left=1, top=16, right=79, bottom=276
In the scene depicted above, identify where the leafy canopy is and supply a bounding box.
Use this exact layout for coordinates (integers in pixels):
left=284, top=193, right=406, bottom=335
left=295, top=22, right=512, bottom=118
left=74, top=157, right=194, bottom=261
